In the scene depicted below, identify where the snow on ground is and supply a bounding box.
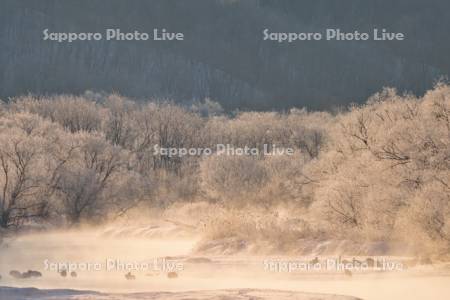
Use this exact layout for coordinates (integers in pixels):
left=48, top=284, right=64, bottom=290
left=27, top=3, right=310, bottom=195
left=0, top=287, right=360, bottom=300
left=1, top=226, right=450, bottom=300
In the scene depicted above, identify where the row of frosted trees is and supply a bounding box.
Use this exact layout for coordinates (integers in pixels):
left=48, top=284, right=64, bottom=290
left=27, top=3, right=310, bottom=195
left=0, top=85, right=448, bottom=253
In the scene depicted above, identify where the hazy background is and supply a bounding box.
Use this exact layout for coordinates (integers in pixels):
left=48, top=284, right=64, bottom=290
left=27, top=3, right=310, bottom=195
left=1, top=0, right=450, bottom=111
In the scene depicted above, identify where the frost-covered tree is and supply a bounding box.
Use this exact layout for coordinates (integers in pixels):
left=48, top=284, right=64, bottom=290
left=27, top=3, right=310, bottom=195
left=53, top=133, right=125, bottom=224
left=0, top=113, right=55, bottom=228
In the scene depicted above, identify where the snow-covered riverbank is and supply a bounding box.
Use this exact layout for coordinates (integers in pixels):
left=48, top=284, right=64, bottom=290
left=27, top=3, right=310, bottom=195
left=1, top=228, right=449, bottom=300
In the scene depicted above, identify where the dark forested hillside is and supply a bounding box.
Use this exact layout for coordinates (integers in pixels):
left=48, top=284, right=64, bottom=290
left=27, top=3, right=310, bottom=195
left=1, top=0, right=449, bottom=110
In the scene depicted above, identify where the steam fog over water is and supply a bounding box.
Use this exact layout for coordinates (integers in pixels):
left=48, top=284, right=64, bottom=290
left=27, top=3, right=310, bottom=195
left=1, top=229, right=449, bottom=300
